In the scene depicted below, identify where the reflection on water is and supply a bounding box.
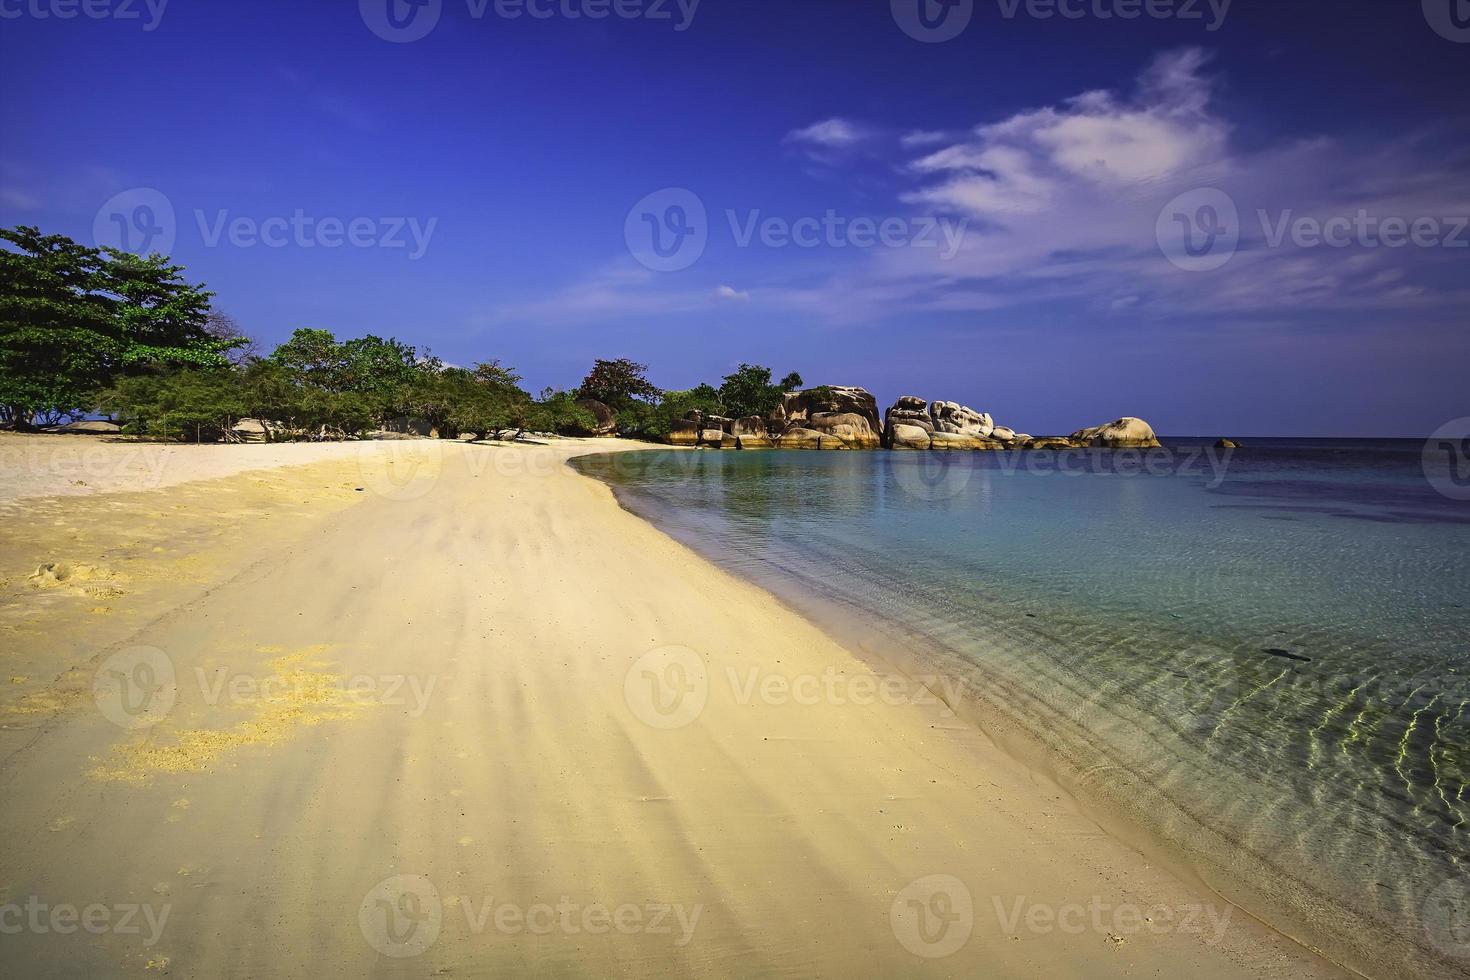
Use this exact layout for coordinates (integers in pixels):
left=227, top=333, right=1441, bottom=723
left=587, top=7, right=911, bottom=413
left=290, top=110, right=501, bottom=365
left=573, top=439, right=1470, bottom=980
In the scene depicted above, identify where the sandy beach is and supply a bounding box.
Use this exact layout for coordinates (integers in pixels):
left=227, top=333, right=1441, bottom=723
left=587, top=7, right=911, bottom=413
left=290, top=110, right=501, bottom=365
left=0, top=434, right=1346, bottom=978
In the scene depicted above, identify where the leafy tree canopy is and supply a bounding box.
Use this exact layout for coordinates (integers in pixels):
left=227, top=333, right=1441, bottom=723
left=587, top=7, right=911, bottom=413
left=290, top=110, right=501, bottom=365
left=576, top=357, right=661, bottom=411
left=0, top=225, right=233, bottom=427
left=717, top=364, right=805, bottom=420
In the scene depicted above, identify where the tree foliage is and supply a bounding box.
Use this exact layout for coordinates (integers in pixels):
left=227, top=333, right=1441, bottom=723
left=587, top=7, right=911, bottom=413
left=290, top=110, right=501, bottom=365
left=0, top=225, right=233, bottom=427
left=717, top=364, right=803, bottom=419
left=576, top=358, right=661, bottom=411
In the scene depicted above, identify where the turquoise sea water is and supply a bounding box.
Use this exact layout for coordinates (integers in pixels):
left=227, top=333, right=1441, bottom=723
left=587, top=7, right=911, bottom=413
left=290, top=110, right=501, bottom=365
left=572, top=439, right=1470, bottom=979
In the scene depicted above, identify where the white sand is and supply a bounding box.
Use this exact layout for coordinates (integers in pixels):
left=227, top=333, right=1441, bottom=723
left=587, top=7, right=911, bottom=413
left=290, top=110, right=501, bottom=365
left=0, top=437, right=1347, bottom=977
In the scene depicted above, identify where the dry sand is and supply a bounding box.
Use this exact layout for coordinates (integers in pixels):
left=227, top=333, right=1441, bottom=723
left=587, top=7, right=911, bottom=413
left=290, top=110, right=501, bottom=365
left=0, top=434, right=1347, bottom=977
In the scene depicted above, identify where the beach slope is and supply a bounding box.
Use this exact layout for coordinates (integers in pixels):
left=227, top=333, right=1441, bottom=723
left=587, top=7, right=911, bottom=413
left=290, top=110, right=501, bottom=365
left=0, top=437, right=1344, bottom=977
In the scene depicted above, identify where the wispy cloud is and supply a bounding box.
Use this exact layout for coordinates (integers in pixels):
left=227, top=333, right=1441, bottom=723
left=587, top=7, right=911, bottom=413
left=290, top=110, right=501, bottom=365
left=712, top=284, right=751, bottom=302
left=499, top=49, right=1470, bottom=329
left=785, top=117, right=868, bottom=149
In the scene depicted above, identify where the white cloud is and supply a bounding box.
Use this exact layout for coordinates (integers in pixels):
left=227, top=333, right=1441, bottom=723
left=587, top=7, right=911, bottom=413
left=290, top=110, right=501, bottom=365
left=785, top=117, right=867, bottom=148
left=712, top=284, right=751, bottom=302
left=900, top=129, right=950, bottom=148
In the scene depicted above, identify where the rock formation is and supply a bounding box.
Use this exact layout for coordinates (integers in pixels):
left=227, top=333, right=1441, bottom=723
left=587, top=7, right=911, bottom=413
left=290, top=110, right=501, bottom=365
left=1069, top=417, right=1162, bottom=449
left=575, top=398, right=618, bottom=436
left=661, top=388, right=1164, bottom=454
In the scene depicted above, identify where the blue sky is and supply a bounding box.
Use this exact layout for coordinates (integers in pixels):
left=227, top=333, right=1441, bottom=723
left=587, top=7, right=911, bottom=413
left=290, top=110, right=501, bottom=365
left=2, top=0, right=1466, bottom=436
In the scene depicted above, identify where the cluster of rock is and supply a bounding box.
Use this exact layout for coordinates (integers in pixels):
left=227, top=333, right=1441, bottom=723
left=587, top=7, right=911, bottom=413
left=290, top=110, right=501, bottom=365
left=670, top=386, right=884, bottom=450
left=671, top=386, right=1161, bottom=452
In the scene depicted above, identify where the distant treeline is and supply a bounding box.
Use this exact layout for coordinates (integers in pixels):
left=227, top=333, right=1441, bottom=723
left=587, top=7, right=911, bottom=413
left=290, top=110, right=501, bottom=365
left=0, top=225, right=805, bottom=442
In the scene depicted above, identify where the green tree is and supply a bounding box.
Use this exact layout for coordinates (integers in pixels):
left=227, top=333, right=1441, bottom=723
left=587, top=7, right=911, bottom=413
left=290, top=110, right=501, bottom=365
left=443, top=361, right=532, bottom=439
left=634, top=384, right=724, bottom=439
left=268, top=328, right=348, bottom=391
left=0, top=226, right=234, bottom=427
left=576, top=358, right=661, bottom=411
left=530, top=387, right=598, bottom=435
left=99, top=250, right=225, bottom=369
left=717, top=364, right=804, bottom=419
left=99, top=368, right=247, bottom=443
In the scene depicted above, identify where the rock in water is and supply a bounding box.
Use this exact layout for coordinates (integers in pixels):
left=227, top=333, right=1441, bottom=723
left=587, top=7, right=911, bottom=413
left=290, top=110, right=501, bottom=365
left=668, top=418, right=700, bottom=446
left=1216, top=438, right=1240, bottom=449
left=1069, top=417, right=1162, bottom=448
left=888, top=423, right=932, bottom=450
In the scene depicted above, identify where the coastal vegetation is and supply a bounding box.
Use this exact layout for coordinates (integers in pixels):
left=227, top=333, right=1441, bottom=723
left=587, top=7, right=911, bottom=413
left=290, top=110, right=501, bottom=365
left=1, top=225, right=1158, bottom=450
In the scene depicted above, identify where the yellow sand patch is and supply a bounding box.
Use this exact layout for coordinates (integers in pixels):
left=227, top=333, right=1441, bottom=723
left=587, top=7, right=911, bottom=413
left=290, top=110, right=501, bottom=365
left=92, top=649, right=376, bottom=783
left=27, top=561, right=124, bottom=589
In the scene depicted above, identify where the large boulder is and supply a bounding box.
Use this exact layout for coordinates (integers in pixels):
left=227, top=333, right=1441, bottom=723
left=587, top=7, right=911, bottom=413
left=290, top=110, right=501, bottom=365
left=884, top=396, right=1004, bottom=449
left=888, top=423, right=932, bottom=450
left=574, top=398, right=618, bottom=436
left=231, top=418, right=274, bottom=443
left=928, top=431, right=991, bottom=450
left=775, top=426, right=850, bottom=450
left=804, top=411, right=881, bottom=449
left=699, top=428, right=737, bottom=449
left=732, top=416, right=769, bottom=437
left=668, top=418, right=700, bottom=446
left=45, top=420, right=122, bottom=435
left=1070, top=417, right=1162, bottom=449
left=1028, top=436, right=1081, bottom=450
left=775, top=386, right=882, bottom=439
left=929, top=401, right=994, bottom=438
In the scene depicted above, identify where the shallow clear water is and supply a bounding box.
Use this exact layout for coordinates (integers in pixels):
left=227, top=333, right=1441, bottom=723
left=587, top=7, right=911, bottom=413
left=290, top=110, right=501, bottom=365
left=573, top=439, right=1470, bottom=978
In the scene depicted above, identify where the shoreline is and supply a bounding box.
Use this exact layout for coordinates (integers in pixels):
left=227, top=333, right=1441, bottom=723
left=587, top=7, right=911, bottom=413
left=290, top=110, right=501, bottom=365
left=1, top=435, right=1349, bottom=977
left=573, top=446, right=1455, bottom=980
